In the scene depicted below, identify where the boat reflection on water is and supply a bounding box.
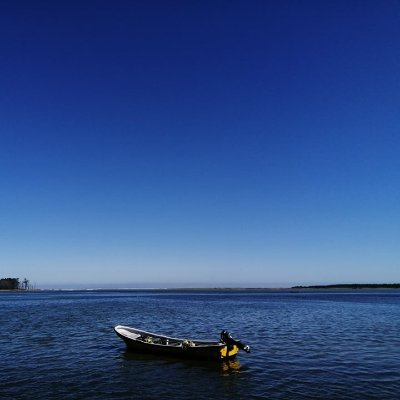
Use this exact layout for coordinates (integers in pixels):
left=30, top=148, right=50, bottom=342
left=220, top=359, right=242, bottom=375
left=121, top=349, right=243, bottom=376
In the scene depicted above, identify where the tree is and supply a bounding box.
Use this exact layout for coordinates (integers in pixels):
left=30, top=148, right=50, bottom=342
left=0, top=278, right=20, bottom=290
left=22, top=278, right=30, bottom=290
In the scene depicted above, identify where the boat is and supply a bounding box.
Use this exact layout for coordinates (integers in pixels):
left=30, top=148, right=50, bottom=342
left=114, top=325, right=250, bottom=360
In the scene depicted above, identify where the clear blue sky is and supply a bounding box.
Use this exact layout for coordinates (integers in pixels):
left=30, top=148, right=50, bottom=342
left=1, top=1, right=399, bottom=288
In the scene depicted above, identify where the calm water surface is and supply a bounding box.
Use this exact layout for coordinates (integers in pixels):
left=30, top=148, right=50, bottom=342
left=1, top=290, right=399, bottom=399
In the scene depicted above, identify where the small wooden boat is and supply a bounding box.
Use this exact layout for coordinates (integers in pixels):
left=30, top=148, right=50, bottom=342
left=114, top=325, right=250, bottom=360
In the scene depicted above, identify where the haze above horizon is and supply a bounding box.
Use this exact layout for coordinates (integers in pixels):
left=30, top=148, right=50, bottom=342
left=1, top=1, right=399, bottom=288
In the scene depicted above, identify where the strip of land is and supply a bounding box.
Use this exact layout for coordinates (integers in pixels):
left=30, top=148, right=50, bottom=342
left=291, top=284, right=400, bottom=289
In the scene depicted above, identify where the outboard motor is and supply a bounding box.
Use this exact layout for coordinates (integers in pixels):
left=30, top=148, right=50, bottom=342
left=221, top=330, right=251, bottom=353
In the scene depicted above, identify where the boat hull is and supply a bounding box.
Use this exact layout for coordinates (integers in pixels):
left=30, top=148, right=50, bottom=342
left=114, top=325, right=239, bottom=360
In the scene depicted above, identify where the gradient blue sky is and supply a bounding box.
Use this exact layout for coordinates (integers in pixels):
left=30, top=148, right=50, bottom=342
left=1, top=1, right=399, bottom=288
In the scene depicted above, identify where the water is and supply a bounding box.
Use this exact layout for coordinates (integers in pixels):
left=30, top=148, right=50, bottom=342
left=1, top=290, right=400, bottom=399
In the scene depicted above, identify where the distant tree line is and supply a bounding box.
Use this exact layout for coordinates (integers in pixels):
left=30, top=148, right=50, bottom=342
left=292, top=283, right=400, bottom=289
left=0, top=278, right=31, bottom=290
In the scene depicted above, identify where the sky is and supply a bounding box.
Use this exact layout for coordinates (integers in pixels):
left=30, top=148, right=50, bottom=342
left=0, top=0, right=399, bottom=288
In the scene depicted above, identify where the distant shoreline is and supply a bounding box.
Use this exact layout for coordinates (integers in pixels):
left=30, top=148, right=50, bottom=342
left=291, top=284, right=400, bottom=290
left=1, top=284, right=400, bottom=292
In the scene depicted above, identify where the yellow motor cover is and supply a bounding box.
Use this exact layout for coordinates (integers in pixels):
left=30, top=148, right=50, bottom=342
left=220, top=344, right=239, bottom=358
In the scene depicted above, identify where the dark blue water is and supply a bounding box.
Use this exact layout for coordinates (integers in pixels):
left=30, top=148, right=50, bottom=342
left=1, top=290, right=400, bottom=399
